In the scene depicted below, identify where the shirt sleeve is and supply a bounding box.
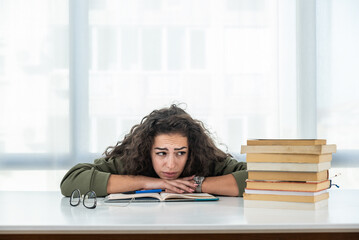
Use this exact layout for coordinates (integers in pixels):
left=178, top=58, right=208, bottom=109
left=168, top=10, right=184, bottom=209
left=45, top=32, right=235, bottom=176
left=213, top=157, right=248, bottom=197
left=60, top=157, right=123, bottom=197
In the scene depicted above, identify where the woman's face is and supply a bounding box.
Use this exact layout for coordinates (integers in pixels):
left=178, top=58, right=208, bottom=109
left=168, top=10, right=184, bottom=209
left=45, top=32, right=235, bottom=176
left=151, top=133, right=189, bottom=180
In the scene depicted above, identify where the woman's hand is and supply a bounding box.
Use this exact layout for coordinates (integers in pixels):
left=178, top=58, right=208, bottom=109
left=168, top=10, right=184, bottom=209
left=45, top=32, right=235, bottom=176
left=144, top=175, right=198, bottom=194
left=163, top=175, right=198, bottom=193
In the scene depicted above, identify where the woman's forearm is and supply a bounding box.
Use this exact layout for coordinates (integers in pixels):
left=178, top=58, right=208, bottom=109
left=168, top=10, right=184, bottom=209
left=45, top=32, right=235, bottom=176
left=106, top=175, right=153, bottom=194
left=201, top=174, right=239, bottom=197
left=106, top=174, right=198, bottom=194
left=107, top=174, right=240, bottom=196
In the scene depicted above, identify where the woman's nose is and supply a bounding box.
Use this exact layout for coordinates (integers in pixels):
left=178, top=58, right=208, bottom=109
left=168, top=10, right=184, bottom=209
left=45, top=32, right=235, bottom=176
left=166, top=154, right=176, bottom=169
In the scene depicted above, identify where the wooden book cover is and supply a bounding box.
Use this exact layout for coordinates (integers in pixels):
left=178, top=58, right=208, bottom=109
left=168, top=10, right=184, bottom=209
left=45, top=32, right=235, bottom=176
left=243, top=192, right=329, bottom=203
left=247, top=139, right=327, bottom=146
left=247, top=161, right=331, bottom=172
left=241, top=144, right=336, bottom=155
left=246, top=153, right=332, bottom=163
left=245, top=180, right=330, bottom=192
left=248, top=170, right=328, bottom=182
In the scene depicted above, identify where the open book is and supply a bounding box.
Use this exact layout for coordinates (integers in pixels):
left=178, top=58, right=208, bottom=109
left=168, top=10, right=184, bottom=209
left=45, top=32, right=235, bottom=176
left=104, top=192, right=219, bottom=203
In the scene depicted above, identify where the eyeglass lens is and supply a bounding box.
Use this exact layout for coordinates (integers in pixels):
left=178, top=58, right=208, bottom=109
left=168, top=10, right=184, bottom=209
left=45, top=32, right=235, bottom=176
left=83, top=191, right=97, bottom=209
left=70, top=189, right=81, bottom=206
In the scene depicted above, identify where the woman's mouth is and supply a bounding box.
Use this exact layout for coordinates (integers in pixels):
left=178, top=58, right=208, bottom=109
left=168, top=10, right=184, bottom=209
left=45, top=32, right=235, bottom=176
left=162, top=172, right=177, bottom=178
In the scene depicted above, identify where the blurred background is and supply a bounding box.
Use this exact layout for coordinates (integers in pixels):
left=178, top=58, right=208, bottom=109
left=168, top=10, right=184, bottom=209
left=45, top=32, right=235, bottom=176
left=0, top=0, right=358, bottom=191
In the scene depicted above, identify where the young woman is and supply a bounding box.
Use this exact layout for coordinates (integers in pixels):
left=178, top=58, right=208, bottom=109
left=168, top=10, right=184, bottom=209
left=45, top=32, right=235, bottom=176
left=60, top=105, right=247, bottom=197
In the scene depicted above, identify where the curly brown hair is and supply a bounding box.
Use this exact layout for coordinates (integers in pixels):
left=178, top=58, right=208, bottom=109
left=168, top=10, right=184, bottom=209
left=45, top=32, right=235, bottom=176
left=103, top=104, right=228, bottom=178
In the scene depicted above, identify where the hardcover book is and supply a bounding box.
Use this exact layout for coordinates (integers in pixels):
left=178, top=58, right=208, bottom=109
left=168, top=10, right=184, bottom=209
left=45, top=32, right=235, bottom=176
left=245, top=189, right=328, bottom=196
left=246, top=153, right=332, bottom=163
left=247, top=139, right=327, bottom=146
left=243, top=199, right=328, bottom=210
left=248, top=170, right=328, bottom=182
left=243, top=190, right=329, bottom=203
left=246, top=161, right=331, bottom=172
left=241, top=144, right=337, bottom=155
left=245, top=179, right=331, bottom=192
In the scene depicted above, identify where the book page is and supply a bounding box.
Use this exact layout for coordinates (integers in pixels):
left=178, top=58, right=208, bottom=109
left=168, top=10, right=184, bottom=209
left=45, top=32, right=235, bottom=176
left=107, top=192, right=161, bottom=201
left=160, top=192, right=216, bottom=200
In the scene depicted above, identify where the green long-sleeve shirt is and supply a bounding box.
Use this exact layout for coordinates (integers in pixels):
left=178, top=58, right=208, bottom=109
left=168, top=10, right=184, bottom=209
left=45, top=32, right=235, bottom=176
left=60, top=157, right=247, bottom=197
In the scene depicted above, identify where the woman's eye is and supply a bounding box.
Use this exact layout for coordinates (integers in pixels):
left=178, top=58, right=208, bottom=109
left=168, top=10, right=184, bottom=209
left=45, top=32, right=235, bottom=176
left=156, top=152, right=166, bottom=156
left=177, top=151, right=187, bottom=156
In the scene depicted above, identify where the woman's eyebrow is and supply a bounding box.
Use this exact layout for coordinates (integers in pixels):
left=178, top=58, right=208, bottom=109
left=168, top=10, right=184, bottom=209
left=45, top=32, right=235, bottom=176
left=174, top=147, right=187, bottom=150
left=154, top=147, right=168, bottom=151
left=154, top=147, right=187, bottom=151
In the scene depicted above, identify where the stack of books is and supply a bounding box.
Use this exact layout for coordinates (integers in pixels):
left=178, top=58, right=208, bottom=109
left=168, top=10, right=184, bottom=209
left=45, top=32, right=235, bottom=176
left=241, top=139, right=336, bottom=210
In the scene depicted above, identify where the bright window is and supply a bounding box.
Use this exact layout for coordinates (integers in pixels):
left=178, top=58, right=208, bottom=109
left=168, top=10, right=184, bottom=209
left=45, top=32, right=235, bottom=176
left=0, top=0, right=358, bottom=180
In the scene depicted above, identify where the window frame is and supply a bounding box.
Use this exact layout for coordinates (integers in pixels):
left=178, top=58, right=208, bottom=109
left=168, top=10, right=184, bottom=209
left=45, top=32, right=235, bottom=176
left=0, top=0, right=358, bottom=169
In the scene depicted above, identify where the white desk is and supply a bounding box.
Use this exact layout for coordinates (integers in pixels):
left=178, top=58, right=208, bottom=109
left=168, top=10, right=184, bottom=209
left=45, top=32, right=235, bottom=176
left=0, top=190, right=358, bottom=239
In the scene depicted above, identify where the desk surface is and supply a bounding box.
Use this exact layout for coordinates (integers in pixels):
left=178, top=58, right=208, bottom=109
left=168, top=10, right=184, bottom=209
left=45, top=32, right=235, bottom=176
left=0, top=189, right=358, bottom=234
